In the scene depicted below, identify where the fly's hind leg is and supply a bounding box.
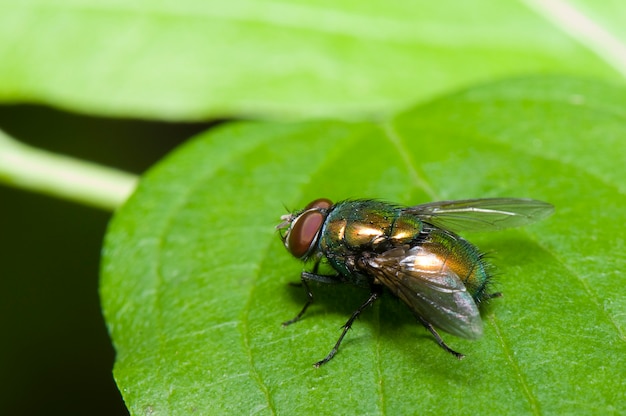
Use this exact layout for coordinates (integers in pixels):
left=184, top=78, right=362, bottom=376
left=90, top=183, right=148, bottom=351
left=414, top=314, right=465, bottom=360
left=314, top=287, right=382, bottom=368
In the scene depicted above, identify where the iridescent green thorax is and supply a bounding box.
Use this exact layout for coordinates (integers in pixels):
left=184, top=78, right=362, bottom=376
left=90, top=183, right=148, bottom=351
left=319, top=200, right=421, bottom=251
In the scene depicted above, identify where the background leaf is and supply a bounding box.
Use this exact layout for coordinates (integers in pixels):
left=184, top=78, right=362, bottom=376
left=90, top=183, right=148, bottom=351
left=2, top=1, right=625, bottom=119
left=101, top=76, right=626, bottom=414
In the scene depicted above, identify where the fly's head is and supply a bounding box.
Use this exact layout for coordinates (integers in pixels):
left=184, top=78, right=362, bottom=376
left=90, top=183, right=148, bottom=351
left=276, top=198, right=333, bottom=260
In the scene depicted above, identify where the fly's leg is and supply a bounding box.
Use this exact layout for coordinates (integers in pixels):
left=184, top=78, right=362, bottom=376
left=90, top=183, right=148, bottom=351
left=282, top=261, right=339, bottom=326
left=414, top=314, right=465, bottom=359
left=314, top=289, right=381, bottom=368
left=282, top=277, right=314, bottom=326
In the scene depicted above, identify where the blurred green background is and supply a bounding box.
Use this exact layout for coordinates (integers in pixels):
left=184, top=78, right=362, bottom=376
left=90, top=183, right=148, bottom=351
left=0, top=105, right=208, bottom=415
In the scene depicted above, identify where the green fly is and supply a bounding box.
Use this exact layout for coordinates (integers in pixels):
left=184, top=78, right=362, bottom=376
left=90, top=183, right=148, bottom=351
left=277, top=198, right=554, bottom=367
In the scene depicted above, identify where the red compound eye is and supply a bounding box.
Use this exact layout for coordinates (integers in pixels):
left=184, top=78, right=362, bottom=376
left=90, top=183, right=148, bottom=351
left=287, top=210, right=326, bottom=258
left=305, top=198, right=333, bottom=211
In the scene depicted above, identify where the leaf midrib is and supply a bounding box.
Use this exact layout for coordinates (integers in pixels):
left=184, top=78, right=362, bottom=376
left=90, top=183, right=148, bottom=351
left=520, top=0, right=626, bottom=77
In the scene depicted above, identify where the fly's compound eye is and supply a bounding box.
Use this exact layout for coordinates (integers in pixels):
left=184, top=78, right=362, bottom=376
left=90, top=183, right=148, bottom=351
left=305, top=198, right=333, bottom=211
left=286, top=210, right=326, bottom=259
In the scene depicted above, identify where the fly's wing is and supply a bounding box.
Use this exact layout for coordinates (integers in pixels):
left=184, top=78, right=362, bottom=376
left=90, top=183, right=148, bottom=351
left=365, top=246, right=483, bottom=340
left=405, top=198, right=554, bottom=232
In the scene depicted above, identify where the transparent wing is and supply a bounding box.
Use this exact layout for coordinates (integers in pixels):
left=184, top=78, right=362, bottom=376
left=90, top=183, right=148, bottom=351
left=404, top=198, right=554, bottom=232
left=365, top=246, right=483, bottom=339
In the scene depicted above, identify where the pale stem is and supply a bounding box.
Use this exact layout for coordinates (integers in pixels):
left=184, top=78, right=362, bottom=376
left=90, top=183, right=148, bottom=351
left=0, top=129, right=138, bottom=211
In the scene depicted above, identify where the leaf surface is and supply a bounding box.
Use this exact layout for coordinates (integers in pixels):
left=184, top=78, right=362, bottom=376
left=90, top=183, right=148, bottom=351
left=101, top=76, right=626, bottom=414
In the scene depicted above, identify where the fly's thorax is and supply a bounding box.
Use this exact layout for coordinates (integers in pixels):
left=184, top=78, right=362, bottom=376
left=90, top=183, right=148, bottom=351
left=319, top=201, right=423, bottom=254
left=343, top=209, right=391, bottom=248
left=319, top=201, right=384, bottom=254
left=422, top=226, right=491, bottom=302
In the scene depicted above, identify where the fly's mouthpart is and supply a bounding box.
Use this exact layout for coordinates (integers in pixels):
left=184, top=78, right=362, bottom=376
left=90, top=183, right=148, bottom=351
left=276, top=214, right=295, bottom=230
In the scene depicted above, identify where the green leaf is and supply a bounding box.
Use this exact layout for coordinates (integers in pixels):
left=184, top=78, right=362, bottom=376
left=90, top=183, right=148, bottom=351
left=101, top=76, right=626, bottom=414
left=2, top=1, right=625, bottom=119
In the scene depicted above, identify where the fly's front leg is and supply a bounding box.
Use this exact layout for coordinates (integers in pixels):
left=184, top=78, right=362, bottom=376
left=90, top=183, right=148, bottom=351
left=282, top=261, right=339, bottom=327
left=282, top=276, right=314, bottom=326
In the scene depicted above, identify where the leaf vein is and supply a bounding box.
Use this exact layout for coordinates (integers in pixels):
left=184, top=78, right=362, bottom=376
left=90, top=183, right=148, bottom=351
left=380, top=121, right=438, bottom=200
left=489, top=314, right=542, bottom=415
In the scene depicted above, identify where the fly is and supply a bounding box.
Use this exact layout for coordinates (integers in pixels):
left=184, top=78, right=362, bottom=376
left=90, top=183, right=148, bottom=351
left=277, top=198, right=554, bottom=367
